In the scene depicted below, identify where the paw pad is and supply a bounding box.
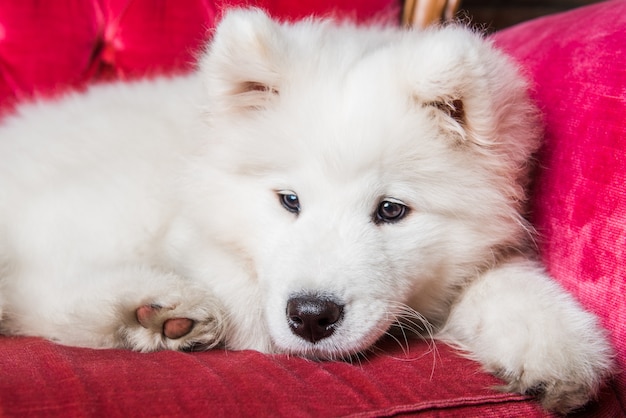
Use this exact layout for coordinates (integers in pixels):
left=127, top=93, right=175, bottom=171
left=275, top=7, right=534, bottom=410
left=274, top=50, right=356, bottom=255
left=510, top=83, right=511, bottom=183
left=163, top=318, right=195, bottom=339
left=136, top=304, right=161, bottom=326
left=136, top=304, right=195, bottom=339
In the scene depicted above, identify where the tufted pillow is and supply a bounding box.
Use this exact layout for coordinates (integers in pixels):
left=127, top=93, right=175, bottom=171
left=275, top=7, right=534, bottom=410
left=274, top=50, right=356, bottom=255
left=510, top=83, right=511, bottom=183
left=0, top=0, right=398, bottom=115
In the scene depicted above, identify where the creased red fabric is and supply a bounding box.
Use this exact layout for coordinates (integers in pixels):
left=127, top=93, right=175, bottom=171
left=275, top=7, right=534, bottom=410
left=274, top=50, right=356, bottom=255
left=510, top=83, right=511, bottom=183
left=0, top=336, right=553, bottom=417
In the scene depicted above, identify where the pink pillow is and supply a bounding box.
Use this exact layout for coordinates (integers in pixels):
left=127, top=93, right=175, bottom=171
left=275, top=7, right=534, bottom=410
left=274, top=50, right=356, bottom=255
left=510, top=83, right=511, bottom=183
left=494, top=0, right=626, bottom=407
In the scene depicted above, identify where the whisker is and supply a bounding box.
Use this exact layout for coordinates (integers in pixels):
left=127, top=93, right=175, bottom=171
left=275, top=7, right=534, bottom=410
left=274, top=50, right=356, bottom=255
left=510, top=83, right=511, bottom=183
left=376, top=301, right=441, bottom=378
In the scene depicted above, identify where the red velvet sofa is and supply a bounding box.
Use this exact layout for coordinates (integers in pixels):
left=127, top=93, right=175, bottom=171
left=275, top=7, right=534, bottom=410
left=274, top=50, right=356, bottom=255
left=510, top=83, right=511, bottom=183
left=0, top=1, right=624, bottom=416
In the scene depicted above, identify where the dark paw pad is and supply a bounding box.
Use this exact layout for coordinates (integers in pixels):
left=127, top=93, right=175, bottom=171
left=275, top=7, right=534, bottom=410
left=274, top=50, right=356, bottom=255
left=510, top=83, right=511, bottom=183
left=163, top=318, right=195, bottom=339
left=135, top=304, right=195, bottom=340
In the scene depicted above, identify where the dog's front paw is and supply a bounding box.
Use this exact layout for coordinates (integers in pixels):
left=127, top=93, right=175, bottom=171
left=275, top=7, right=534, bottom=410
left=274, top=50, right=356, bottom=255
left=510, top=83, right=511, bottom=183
left=440, top=259, right=615, bottom=414
left=494, top=349, right=614, bottom=414
left=120, top=289, right=227, bottom=352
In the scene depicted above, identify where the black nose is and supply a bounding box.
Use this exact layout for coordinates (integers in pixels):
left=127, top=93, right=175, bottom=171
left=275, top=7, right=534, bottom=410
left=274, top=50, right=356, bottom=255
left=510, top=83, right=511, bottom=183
left=286, top=295, right=344, bottom=343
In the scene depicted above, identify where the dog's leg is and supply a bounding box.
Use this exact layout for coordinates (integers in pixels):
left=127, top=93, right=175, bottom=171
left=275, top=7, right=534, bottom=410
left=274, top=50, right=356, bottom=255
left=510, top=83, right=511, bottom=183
left=112, top=267, right=228, bottom=352
left=438, top=258, right=614, bottom=414
left=1, top=266, right=227, bottom=352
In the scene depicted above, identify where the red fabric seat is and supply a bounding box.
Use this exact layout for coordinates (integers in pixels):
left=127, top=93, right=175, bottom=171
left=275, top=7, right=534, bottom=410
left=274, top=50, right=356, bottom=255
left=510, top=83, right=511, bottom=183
left=0, top=1, right=624, bottom=416
left=1, top=337, right=541, bottom=417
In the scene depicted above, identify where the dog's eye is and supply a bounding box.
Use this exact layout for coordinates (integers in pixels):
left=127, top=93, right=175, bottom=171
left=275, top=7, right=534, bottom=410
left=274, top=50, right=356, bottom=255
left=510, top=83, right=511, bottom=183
left=278, top=191, right=301, bottom=214
left=375, top=200, right=409, bottom=224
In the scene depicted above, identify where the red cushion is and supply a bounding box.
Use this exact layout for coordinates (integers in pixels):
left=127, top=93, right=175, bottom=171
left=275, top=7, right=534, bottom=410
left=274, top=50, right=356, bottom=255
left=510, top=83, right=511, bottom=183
left=494, top=0, right=626, bottom=410
left=0, top=337, right=549, bottom=417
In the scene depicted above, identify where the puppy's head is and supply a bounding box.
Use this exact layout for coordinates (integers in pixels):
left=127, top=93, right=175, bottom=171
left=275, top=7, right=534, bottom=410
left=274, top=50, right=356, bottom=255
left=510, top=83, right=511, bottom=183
left=194, top=9, right=541, bottom=358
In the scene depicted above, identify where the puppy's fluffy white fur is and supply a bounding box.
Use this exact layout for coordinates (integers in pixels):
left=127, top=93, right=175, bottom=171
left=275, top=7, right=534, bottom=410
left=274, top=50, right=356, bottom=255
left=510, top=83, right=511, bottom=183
left=0, top=9, right=614, bottom=413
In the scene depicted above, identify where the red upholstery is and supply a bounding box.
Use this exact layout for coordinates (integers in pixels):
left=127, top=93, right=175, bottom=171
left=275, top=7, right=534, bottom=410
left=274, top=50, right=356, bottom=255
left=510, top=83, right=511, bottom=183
left=0, top=0, right=397, bottom=115
left=494, top=0, right=626, bottom=411
left=0, top=1, right=624, bottom=416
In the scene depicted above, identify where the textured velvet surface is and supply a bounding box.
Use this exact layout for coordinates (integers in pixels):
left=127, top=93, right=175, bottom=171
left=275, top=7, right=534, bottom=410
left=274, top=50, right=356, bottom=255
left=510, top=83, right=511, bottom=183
left=494, top=0, right=626, bottom=410
left=0, top=0, right=624, bottom=416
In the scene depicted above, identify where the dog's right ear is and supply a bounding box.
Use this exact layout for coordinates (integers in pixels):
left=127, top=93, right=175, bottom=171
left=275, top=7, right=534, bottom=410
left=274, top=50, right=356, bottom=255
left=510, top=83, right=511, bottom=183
left=199, top=9, right=284, bottom=111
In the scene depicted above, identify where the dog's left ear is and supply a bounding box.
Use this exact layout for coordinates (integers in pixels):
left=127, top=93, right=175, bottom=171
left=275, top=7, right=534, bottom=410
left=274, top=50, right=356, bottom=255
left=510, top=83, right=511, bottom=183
left=431, top=98, right=465, bottom=125
left=424, top=97, right=466, bottom=140
left=405, top=25, right=541, bottom=180
left=199, top=8, right=284, bottom=111
left=406, top=26, right=524, bottom=147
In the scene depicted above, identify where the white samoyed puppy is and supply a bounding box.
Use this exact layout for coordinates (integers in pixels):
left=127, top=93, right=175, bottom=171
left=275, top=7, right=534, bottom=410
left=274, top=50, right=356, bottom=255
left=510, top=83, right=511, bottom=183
left=0, top=8, right=614, bottom=413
